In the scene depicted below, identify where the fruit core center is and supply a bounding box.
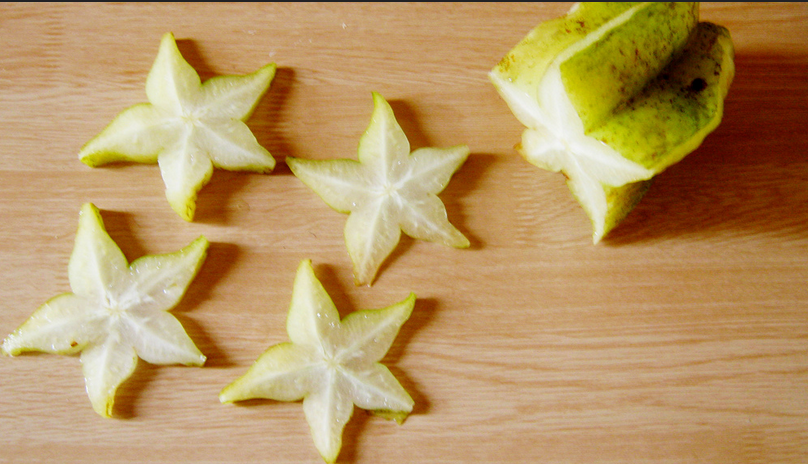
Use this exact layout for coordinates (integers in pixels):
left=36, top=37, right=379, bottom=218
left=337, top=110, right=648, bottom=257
left=325, top=356, right=341, bottom=370
left=181, top=113, right=200, bottom=126
left=374, top=180, right=400, bottom=198
left=102, top=294, right=125, bottom=315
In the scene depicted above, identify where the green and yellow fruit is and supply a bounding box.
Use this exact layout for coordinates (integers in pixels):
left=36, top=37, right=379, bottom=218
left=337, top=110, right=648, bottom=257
left=490, top=2, right=734, bottom=242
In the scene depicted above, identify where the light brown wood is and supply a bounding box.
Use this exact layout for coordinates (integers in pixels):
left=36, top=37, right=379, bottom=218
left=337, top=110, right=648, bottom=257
left=1, top=3, right=806, bottom=463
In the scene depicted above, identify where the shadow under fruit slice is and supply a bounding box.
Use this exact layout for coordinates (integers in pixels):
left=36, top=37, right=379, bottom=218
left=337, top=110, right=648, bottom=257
left=79, top=32, right=276, bottom=221
left=490, top=2, right=734, bottom=242
left=1, top=203, right=208, bottom=418
left=220, top=259, right=415, bottom=464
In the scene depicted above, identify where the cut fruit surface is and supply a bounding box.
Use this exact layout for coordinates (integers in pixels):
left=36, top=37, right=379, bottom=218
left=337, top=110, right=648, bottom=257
left=1, top=203, right=208, bottom=418
left=79, top=32, right=276, bottom=221
left=287, top=92, right=469, bottom=285
left=490, top=2, right=734, bottom=242
left=220, top=259, right=415, bottom=464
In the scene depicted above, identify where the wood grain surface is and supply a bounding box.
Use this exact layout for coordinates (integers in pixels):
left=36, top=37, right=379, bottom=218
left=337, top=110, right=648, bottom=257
left=1, top=3, right=806, bottom=463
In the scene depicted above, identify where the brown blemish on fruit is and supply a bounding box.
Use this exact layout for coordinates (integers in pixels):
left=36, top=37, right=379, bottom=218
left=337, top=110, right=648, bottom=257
left=689, top=77, right=707, bottom=92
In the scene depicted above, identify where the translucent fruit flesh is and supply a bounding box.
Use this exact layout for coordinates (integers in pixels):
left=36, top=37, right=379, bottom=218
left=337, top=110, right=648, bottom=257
left=287, top=92, right=469, bottom=285
left=220, top=259, right=415, bottom=463
left=79, top=32, right=276, bottom=221
left=2, top=203, right=208, bottom=417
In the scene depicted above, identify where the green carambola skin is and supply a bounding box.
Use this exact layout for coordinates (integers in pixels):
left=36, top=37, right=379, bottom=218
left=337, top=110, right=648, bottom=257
left=601, top=179, right=653, bottom=239
left=598, top=22, right=734, bottom=234
left=558, top=3, right=700, bottom=236
left=561, top=2, right=699, bottom=131
left=589, top=22, right=736, bottom=171
left=493, top=2, right=641, bottom=105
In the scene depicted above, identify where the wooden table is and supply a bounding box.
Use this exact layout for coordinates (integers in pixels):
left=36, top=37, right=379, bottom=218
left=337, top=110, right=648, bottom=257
left=1, top=3, right=806, bottom=463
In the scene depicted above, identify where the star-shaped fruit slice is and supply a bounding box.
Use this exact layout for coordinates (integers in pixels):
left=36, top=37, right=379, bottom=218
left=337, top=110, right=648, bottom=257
left=220, top=259, right=415, bottom=464
left=490, top=3, right=734, bottom=242
left=2, top=203, right=208, bottom=418
left=79, top=32, right=276, bottom=221
left=287, top=92, right=470, bottom=285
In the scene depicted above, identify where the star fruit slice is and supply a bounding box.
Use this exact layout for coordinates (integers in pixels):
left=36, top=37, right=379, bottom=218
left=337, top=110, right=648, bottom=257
left=2, top=203, right=208, bottom=418
left=287, top=92, right=470, bottom=286
left=220, top=259, right=415, bottom=464
left=79, top=32, right=276, bottom=221
left=490, top=2, right=735, bottom=242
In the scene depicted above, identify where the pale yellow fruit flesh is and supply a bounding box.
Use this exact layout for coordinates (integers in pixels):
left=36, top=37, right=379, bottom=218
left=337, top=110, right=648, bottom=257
left=287, top=92, right=469, bottom=285
left=2, top=203, right=208, bottom=417
left=220, top=260, right=414, bottom=463
left=79, top=32, right=276, bottom=221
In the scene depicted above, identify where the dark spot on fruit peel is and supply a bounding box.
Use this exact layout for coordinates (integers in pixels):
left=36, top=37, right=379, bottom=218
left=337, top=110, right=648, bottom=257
left=689, top=78, right=707, bottom=92
left=70, top=341, right=78, bottom=347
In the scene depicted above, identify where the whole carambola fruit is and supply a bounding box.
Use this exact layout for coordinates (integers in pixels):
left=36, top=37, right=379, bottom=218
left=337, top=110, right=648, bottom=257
left=490, top=2, right=735, bottom=242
